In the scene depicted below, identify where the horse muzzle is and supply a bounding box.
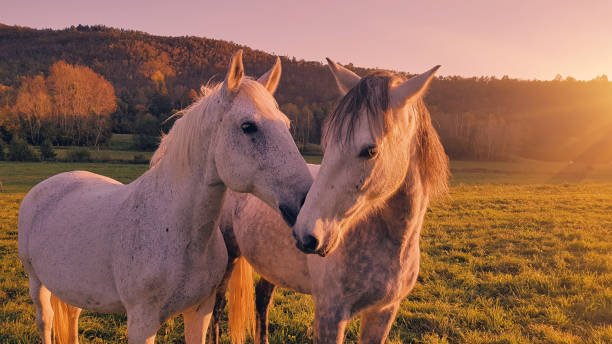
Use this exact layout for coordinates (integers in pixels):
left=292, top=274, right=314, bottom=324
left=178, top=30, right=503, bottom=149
left=293, top=229, right=336, bottom=257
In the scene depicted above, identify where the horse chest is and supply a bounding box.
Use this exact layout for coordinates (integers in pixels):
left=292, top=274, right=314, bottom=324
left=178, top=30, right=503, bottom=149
left=113, top=225, right=228, bottom=314
left=330, top=238, right=420, bottom=311
left=233, top=200, right=312, bottom=293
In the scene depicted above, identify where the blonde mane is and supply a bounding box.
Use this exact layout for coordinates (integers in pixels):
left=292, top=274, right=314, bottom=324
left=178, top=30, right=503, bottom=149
left=150, top=78, right=280, bottom=174
left=150, top=83, right=221, bottom=171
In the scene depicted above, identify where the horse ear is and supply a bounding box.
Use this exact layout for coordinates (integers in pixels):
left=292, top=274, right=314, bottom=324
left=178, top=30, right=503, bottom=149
left=390, top=65, right=440, bottom=108
left=224, top=50, right=245, bottom=93
left=326, top=58, right=360, bottom=95
left=257, top=57, right=282, bottom=95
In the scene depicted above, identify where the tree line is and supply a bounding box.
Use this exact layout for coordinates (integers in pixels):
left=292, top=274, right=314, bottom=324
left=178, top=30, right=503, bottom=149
left=1, top=60, right=116, bottom=147
left=1, top=24, right=611, bottom=162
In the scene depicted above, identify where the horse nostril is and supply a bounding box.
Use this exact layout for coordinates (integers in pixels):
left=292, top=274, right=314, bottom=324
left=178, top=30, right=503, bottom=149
left=300, top=193, right=307, bottom=207
left=302, top=234, right=319, bottom=252
left=279, top=204, right=298, bottom=227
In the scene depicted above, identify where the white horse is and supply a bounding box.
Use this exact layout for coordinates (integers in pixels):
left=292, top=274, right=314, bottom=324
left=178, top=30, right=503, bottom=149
left=209, top=59, right=450, bottom=344
left=18, top=50, right=313, bottom=344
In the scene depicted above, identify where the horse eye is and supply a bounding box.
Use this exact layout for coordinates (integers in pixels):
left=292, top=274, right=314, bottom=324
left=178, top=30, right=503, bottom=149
left=358, top=145, right=377, bottom=159
left=241, top=122, right=258, bottom=134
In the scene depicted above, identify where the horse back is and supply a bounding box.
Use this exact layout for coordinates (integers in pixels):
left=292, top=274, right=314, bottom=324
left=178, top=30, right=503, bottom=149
left=18, top=170, right=125, bottom=276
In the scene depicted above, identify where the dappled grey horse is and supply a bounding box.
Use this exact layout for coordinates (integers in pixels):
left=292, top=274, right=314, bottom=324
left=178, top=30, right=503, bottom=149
left=210, top=59, right=449, bottom=343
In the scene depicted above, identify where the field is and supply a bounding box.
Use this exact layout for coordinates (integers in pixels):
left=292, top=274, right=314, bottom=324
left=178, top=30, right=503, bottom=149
left=0, top=159, right=611, bottom=343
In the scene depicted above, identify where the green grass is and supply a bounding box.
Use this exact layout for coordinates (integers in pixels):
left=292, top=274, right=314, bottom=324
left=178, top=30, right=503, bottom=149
left=303, top=154, right=322, bottom=165
left=0, top=160, right=611, bottom=343
left=0, top=162, right=148, bottom=193
left=106, top=133, right=137, bottom=151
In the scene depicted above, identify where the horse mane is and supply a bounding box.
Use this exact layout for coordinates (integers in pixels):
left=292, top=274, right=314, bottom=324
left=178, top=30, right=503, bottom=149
left=323, top=71, right=391, bottom=147
left=323, top=71, right=449, bottom=199
left=150, top=78, right=280, bottom=174
left=150, top=82, right=221, bottom=171
left=412, top=98, right=450, bottom=198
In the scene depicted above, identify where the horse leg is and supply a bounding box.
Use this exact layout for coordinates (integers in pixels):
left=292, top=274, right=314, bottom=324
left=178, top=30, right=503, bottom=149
left=313, top=303, right=350, bottom=344
left=126, top=306, right=161, bottom=344
left=66, top=306, right=82, bottom=344
left=183, top=295, right=216, bottom=344
left=254, top=278, right=276, bottom=344
left=28, top=276, right=53, bottom=344
left=208, top=287, right=228, bottom=344
left=358, top=303, right=400, bottom=344
left=208, top=217, right=242, bottom=344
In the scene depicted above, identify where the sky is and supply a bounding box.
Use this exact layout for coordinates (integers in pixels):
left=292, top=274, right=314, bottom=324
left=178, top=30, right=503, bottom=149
left=1, top=0, right=611, bottom=80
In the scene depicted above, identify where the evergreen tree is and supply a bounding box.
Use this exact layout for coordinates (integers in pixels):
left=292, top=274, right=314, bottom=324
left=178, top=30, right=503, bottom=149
left=39, top=139, right=56, bottom=161
left=0, top=139, right=5, bottom=160
left=7, top=137, right=37, bottom=161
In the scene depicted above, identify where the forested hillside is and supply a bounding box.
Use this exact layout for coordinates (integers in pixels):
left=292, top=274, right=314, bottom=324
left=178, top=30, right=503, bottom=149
left=1, top=24, right=611, bottom=162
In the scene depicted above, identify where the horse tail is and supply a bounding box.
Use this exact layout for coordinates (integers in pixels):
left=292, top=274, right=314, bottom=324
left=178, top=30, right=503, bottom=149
left=228, top=257, right=255, bottom=344
left=50, top=293, right=71, bottom=344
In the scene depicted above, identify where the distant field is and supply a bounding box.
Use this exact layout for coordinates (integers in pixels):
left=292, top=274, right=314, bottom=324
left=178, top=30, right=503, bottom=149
left=0, top=160, right=611, bottom=343
left=450, top=159, right=612, bottom=185
left=3, top=134, right=315, bottom=165
left=0, top=134, right=153, bottom=164
left=106, top=133, right=138, bottom=151
left=0, top=162, right=148, bottom=193
left=53, top=147, right=153, bottom=163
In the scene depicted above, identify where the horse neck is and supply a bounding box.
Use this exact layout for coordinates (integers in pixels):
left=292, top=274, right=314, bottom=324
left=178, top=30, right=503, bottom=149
left=127, top=115, right=227, bottom=245
left=376, top=157, right=429, bottom=254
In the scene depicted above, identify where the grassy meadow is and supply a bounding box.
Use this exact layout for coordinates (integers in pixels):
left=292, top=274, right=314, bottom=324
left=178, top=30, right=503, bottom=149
left=0, top=157, right=611, bottom=343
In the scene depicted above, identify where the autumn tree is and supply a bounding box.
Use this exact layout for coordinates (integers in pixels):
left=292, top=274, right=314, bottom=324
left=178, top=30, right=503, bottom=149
left=46, top=61, right=116, bottom=146
left=13, top=75, right=52, bottom=144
